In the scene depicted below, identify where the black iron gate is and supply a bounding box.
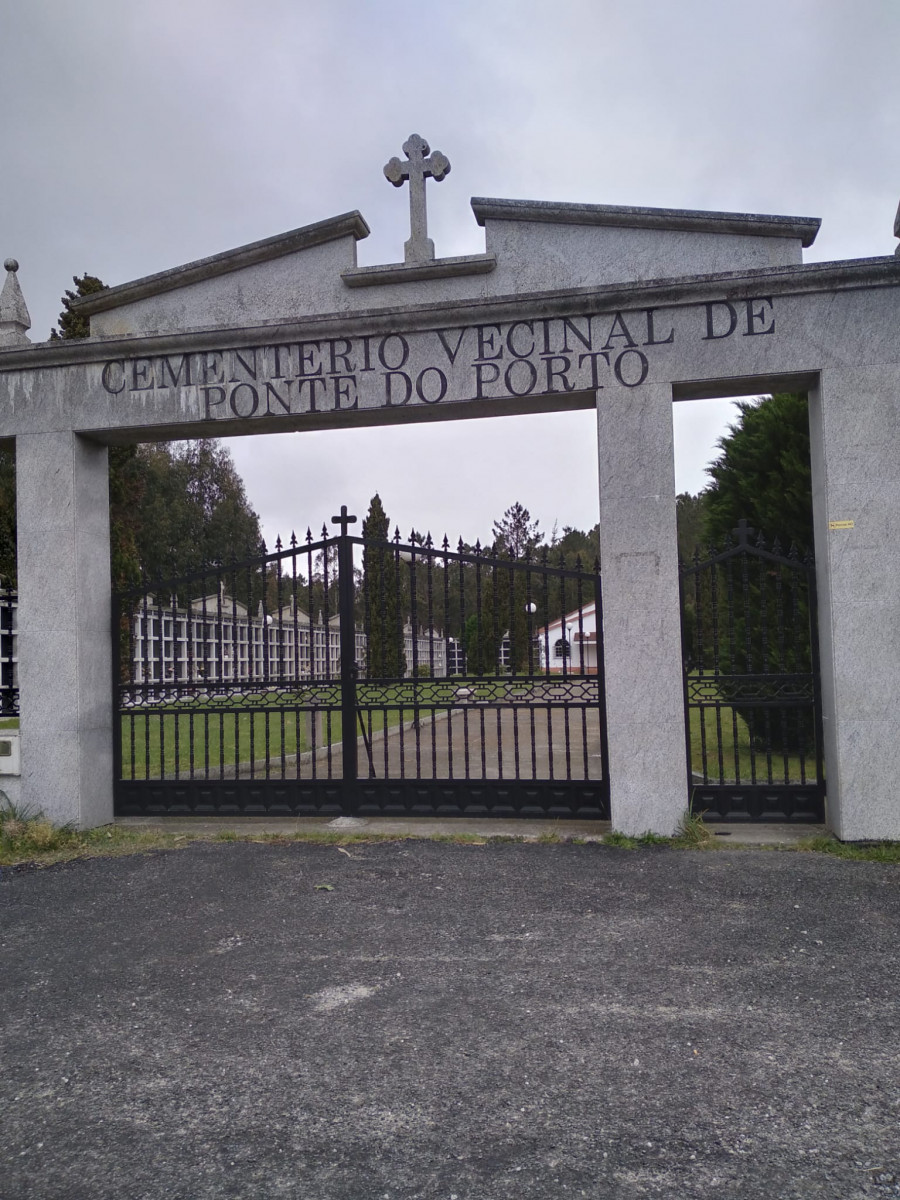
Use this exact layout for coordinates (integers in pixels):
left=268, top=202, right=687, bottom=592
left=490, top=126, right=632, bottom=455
left=679, top=520, right=824, bottom=820
left=113, top=508, right=609, bottom=819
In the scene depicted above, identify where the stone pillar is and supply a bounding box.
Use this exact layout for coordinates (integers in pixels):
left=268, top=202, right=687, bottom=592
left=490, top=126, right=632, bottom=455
left=809, top=367, right=900, bottom=841
left=596, top=384, right=687, bottom=835
left=16, top=431, right=113, bottom=828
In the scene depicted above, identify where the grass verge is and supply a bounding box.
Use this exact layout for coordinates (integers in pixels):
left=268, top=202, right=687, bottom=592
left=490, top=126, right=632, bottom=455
left=3, top=801, right=900, bottom=869
left=792, top=835, right=900, bottom=864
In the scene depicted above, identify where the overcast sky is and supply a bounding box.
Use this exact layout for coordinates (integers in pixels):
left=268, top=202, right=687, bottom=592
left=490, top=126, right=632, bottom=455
left=2, top=1, right=898, bottom=549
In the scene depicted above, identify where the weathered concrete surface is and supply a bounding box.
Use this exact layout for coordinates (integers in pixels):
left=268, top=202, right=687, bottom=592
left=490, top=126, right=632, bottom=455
left=597, top=382, right=685, bottom=836
left=809, top=365, right=900, bottom=841
left=113, top=814, right=827, bottom=846
left=2, top=841, right=898, bottom=1199
left=15, top=431, right=112, bottom=829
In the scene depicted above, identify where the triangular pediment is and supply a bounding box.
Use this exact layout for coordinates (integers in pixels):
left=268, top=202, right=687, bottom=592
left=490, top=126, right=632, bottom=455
left=71, top=195, right=821, bottom=340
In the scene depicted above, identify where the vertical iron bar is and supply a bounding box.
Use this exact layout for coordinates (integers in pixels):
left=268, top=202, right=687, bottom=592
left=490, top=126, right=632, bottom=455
left=141, top=586, right=151, bottom=778
left=770, top=561, right=785, bottom=784
left=331, top=510, right=359, bottom=799
left=409, top=541, right=422, bottom=779
left=678, top=562, right=694, bottom=800
left=540, top=550, right=551, bottom=681
left=716, top=559, right=731, bottom=785
left=807, top=558, right=825, bottom=802
left=512, top=706, right=520, bottom=780
left=111, top=587, right=123, bottom=803
left=693, top=554, right=710, bottom=785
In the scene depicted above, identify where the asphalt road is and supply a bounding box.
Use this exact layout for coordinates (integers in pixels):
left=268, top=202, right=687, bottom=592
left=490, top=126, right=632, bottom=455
left=2, top=840, right=899, bottom=1199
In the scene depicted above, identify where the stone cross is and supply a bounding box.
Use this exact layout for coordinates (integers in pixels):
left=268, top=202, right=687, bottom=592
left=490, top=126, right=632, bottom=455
left=384, top=134, right=451, bottom=264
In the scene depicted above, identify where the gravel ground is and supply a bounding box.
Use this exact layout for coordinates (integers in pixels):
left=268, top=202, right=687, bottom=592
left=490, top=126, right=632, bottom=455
left=1, top=839, right=899, bottom=1199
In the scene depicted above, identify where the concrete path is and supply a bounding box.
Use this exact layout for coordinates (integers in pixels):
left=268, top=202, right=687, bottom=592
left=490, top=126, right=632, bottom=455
left=2, top=839, right=897, bottom=1198
left=355, top=705, right=605, bottom=782
left=116, top=812, right=825, bottom=847
left=181, top=704, right=605, bottom=784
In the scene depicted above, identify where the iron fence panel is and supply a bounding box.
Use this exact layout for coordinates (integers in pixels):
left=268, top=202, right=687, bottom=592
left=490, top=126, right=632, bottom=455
left=114, top=510, right=609, bottom=818
left=679, top=521, right=824, bottom=821
left=0, top=584, right=17, bottom=718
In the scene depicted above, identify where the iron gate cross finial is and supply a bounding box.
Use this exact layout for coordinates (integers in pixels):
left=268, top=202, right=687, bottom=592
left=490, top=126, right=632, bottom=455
left=331, top=506, right=357, bottom=537
left=384, top=134, right=451, bottom=265
left=733, top=519, right=755, bottom=546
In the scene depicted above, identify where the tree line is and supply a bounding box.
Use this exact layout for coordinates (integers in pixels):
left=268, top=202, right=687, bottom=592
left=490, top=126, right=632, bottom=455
left=0, top=275, right=264, bottom=590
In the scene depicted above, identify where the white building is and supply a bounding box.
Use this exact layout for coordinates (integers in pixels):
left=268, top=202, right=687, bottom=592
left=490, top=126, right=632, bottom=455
left=130, top=596, right=457, bottom=686
left=130, top=594, right=366, bottom=686
left=536, top=602, right=600, bottom=674
left=402, top=621, right=448, bottom=677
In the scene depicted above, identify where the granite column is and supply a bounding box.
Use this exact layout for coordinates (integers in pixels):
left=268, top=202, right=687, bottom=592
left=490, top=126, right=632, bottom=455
left=808, top=367, right=900, bottom=840
left=595, top=383, right=687, bottom=835
left=16, top=431, right=113, bottom=828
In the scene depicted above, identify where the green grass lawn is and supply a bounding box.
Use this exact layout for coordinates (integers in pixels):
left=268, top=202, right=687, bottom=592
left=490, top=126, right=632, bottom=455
left=120, top=697, right=425, bottom=778
left=121, top=707, right=332, bottom=778
left=118, top=676, right=565, bottom=779
left=688, top=693, right=820, bottom=785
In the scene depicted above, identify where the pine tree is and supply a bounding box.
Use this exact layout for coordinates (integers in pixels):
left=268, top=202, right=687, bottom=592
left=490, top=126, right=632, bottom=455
left=49, top=273, right=106, bottom=341
left=136, top=440, right=264, bottom=585
left=46, top=273, right=145, bottom=589
left=491, top=502, right=542, bottom=558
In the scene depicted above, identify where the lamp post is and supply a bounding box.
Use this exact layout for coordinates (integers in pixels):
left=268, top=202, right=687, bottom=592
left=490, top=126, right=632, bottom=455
left=525, top=601, right=537, bottom=674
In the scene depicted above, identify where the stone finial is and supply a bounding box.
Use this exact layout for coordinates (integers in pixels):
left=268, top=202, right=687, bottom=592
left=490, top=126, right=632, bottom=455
left=0, top=258, right=31, bottom=346
left=894, top=198, right=900, bottom=256
left=384, top=134, right=451, bottom=264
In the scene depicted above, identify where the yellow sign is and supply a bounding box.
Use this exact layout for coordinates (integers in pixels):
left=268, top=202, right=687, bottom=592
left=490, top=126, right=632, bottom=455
left=829, top=520, right=855, bottom=530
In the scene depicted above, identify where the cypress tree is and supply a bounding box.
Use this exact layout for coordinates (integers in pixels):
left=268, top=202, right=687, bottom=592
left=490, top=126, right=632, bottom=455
left=362, top=495, right=406, bottom=679
left=701, top=394, right=815, bottom=752
left=704, top=393, right=812, bottom=553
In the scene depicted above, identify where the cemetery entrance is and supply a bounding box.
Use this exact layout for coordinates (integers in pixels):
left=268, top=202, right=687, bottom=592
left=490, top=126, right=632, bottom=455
left=112, top=508, right=609, bottom=819
left=6, top=140, right=900, bottom=839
